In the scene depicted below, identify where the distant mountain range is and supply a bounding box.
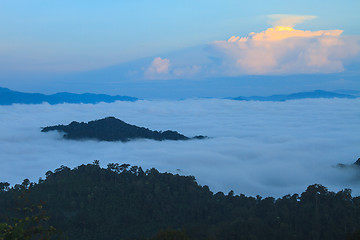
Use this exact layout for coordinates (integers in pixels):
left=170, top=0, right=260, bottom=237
left=41, top=117, right=206, bottom=142
left=0, top=87, right=358, bottom=105
left=0, top=87, right=137, bottom=105
left=230, top=90, right=357, bottom=101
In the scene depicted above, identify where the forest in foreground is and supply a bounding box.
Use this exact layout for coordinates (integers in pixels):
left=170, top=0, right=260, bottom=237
left=1, top=161, right=360, bottom=240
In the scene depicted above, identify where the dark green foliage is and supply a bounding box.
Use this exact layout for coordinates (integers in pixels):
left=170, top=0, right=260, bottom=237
left=347, top=229, right=360, bottom=240
left=151, top=229, right=190, bottom=240
left=1, top=163, right=360, bottom=240
left=0, top=192, right=58, bottom=240
left=41, top=117, right=202, bottom=142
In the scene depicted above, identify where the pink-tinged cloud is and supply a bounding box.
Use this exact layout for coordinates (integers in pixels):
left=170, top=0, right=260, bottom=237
left=210, top=25, right=360, bottom=75
left=142, top=15, right=360, bottom=79
left=146, top=57, right=170, bottom=75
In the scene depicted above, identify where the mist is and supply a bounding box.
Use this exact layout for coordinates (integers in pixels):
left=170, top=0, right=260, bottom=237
left=0, top=98, right=359, bottom=197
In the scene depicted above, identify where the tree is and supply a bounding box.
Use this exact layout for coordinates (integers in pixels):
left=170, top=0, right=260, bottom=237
left=0, top=183, right=10, bottom=192
left=151, top=229, right=190, bottom=240
left=0, top=202, right=57, bottom=240
left=119, top=164, right=130, bottom=172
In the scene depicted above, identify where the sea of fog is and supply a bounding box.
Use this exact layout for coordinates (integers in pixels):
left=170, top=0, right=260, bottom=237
left=0, top=98, right=359, bottom=198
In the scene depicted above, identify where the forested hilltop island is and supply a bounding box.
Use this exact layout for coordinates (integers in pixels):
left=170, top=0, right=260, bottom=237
left=41, top=117, right=206, bottom=142
left=1, top=162, right=360, bottom=240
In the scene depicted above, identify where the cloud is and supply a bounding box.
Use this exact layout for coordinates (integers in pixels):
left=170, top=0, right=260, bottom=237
left=173, top=65, right=201, bottom=77
left=0, top=99, right=360, bottom=198
left=267, top=14, right=317, bottom=27
left=140, top=15, right=360, bottom=79
left=144, top=57, right=171, bottom=79
left=210, top=25, right=359, bottom=75
left=144, top=56, right=202, bottom=80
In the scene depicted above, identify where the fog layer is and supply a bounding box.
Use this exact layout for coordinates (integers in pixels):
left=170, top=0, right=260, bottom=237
left=0, top=99, right=359, bottom=197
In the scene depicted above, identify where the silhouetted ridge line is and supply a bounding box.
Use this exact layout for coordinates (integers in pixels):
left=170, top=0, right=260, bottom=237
left=1, top=162, right=360, bottom=240
left=0, top=86, right=137, bottom=105
left=230, top=90, right=357, bottom=101
left=41, top=117, right=206, bottom=142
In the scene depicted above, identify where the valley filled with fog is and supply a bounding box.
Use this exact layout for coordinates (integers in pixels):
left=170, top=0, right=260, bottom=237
left=0, top=98, right=359, bottom=197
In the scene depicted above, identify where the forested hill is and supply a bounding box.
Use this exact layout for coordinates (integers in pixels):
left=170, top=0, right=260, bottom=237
left=0, top=86, right=137, bottom=105
left=41, top=117, right=206, bottom=142
left=1, top=162, right=360, bottom=240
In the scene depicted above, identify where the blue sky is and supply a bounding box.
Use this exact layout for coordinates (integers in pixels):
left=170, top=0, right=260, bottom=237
left=1, top=0, right=360, bottom=97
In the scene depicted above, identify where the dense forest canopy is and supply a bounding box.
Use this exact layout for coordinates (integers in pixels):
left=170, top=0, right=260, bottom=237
left=41, top=117, right=206, bottom=142
left=1, top=162, right=360, bottom=240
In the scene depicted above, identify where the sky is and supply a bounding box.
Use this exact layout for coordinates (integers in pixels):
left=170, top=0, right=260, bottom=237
left=1, top=2, right=360, bottom=198
left=0, top=99, right=359, bottom=197
left=1, top=0, right=360, bottom=97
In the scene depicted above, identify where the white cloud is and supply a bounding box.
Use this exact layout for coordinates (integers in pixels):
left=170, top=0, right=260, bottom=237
left=210, top=25, right=359, bottom=75
left=145, top=57, right=171, bottom=79
left=140, top=15, right=360, bottom=79
left=0, top=99, right=360, bottom=197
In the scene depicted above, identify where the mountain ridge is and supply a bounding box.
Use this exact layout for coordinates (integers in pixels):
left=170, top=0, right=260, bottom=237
left=0, top=87, right=138, bottom=105
left=230, top=90, right=357, bottom=101
left=41, top=116, right=206, bottom=142
left=0, top=87, right=358, bottom=105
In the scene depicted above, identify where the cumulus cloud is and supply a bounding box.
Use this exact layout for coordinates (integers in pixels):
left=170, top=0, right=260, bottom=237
left=145, top=57, right=171, bottom=79
left=210, top=24, right=359, bottom=75
left=141, top=15, right=359, bottom=79
left=0, top=99, right=360, bottom=197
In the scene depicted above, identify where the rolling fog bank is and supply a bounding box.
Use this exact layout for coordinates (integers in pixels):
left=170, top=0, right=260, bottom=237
left=0, top=98, right=359, bottom=197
